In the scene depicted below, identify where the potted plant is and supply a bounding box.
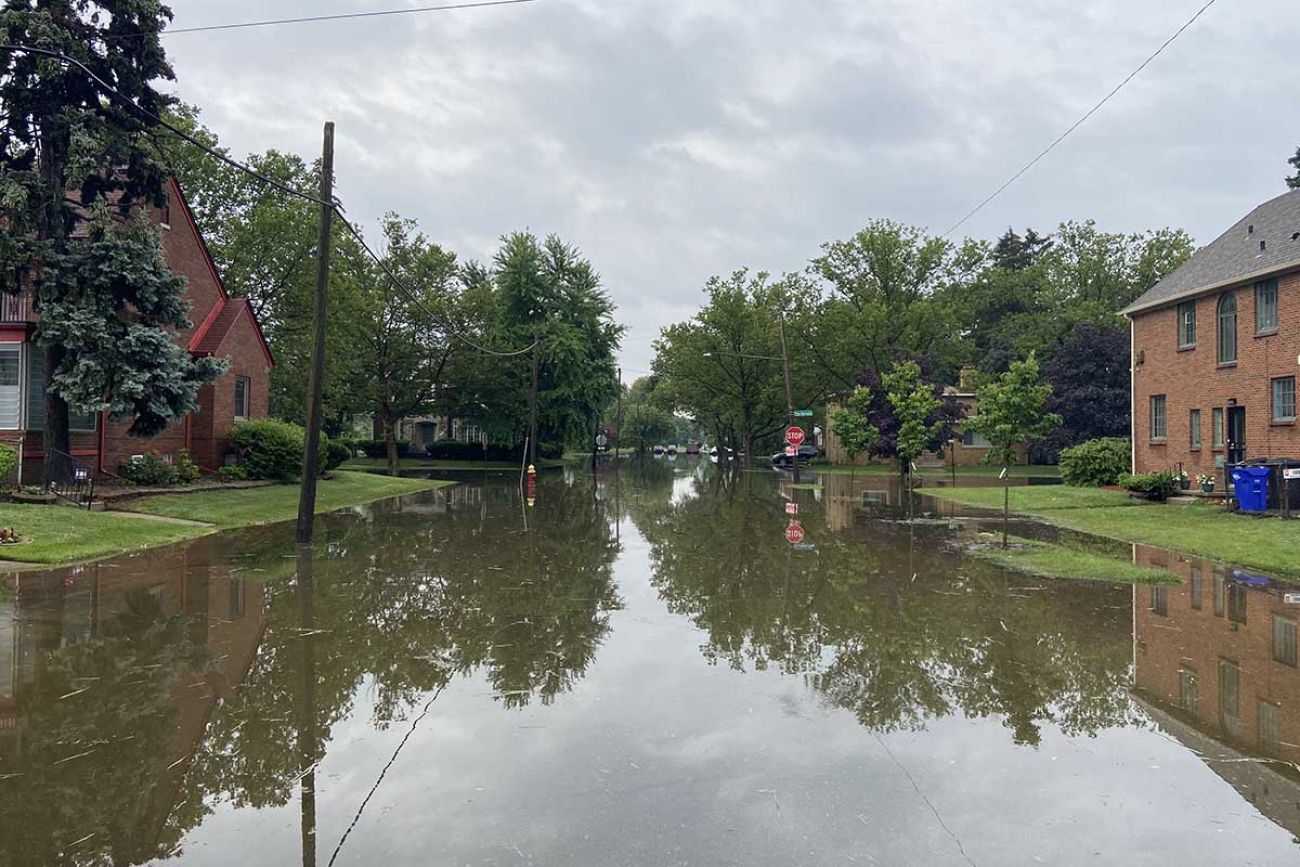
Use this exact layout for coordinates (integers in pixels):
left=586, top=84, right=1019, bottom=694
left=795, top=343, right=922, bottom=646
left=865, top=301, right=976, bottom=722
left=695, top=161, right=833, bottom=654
left=12, top=485, right=56, bottom=504
left=1178, top=471, right=1191, bottom=491
left=1197, top=472, right=1215, bottom=493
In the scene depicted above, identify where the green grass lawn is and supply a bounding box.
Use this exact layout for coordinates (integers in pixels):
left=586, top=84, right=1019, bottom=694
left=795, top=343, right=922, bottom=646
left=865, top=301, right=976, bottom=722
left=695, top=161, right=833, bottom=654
left=813, top=463, right=1062, bottom=479
left=969, top=534, right=1178, bottom=584
left=0, top=505, right=209, bottom=565
left=928, top=484, right=1300, bottom=577
left=126, top=471, right=453, bottom=528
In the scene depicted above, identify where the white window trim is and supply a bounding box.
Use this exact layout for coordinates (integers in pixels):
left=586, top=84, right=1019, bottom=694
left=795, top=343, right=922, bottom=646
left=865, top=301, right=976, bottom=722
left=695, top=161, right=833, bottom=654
left=234, top=375, right=251, bottom=421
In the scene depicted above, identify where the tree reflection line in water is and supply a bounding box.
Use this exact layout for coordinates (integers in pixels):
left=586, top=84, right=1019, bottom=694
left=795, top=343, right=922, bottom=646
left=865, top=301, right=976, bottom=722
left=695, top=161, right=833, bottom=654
left=627, top=470, right=1138, bottom=746
left=0, top=477, right=622, bottom=866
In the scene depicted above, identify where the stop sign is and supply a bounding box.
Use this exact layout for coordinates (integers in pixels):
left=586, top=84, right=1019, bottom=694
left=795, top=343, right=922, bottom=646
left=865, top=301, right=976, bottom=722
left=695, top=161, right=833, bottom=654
left=784, top=521, right=805, bottom=545
left=785, top=426, right=806, bottom=446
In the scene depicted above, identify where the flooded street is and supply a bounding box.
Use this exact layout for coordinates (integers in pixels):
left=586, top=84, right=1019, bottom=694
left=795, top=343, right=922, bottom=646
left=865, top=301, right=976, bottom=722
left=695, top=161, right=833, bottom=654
left=3, top=462, right=1300, bottom=866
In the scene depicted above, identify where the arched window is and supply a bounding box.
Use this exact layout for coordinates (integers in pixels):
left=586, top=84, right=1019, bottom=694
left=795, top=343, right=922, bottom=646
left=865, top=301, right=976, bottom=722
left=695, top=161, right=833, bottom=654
left=1217, top=293, right=1237, bottom=364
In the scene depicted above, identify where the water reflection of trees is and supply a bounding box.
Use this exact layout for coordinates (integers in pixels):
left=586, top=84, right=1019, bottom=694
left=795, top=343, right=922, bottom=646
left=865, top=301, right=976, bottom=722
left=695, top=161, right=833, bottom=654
left=630, top=472, right=1136, bottom=745
left=186, top=477, right=621, bottom=819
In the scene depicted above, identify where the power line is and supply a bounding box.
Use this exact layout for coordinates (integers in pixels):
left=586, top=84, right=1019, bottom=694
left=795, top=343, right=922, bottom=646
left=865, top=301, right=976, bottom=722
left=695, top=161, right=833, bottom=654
left=105, top=0, right=538, bottom=39
left=941, top=0, right=1219, bottom=238
left=1, top=43, right=537, bottom=359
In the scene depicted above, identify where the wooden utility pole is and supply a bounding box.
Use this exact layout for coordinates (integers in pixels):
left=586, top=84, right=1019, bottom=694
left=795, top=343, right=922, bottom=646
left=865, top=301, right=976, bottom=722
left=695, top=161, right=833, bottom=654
left=296, top=121, right=335, bottom=545
left=528, top=325, right=539, bottom=466
left=778, top=308, right=799, bottom=484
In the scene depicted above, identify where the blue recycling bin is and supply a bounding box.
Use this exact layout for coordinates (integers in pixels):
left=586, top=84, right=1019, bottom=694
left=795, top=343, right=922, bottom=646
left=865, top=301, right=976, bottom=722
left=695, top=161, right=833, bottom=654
left=1230, top=465, right=1271, bottom=512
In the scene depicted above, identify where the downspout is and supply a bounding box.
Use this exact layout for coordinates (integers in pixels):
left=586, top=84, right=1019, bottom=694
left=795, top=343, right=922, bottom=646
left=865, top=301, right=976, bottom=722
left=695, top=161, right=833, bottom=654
left=1129, top=315, right=1136, bottom=474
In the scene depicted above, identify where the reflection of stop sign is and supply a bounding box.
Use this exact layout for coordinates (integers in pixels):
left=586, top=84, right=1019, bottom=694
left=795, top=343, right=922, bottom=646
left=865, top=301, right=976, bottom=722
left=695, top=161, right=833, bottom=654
left=785, top=521, right=805, bottom=545
left=785, top=426, right=806, bottom=446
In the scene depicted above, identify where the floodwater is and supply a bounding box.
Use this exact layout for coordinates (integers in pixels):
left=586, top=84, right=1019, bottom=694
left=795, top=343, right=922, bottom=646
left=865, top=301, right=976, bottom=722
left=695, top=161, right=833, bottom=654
left=2, top=462, right=1299, bottom=866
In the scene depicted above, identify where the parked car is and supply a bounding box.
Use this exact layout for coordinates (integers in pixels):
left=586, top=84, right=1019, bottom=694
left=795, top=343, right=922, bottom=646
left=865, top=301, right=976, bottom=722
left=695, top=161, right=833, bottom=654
left=666, top=444, right=679, bottom=455
left=685, top=441, right=702, bottom=455
left=771, top=444, right=820, bottom=468
left=653, top=445, right=666, bottom=455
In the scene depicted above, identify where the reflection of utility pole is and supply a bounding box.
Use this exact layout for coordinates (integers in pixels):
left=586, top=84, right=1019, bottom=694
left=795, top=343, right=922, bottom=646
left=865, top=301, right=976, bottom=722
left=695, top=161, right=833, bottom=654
left=295, top=548, right=319, bottom=867
left=529, top=325, right=540, bottom=466
left=778, top=308, right=799, bottom=484
left=616, top=367, right=623, bottom=459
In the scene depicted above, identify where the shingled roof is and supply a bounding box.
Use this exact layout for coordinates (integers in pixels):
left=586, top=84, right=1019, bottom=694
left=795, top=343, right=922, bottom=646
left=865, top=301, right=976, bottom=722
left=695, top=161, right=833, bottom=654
left=1123, top=189, right=1300, bottom=316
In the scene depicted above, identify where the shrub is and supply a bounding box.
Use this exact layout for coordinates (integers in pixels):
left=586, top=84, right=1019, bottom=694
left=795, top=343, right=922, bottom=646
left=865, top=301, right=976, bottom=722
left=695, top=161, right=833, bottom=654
left=215, top=465, right=248, bottom=483
left=119, top=453, right=180, bottom=487
left=0, top=444, right=18, bottom=490
left=174, top=449, right=202, bottom=484
left=1059, top=437, right=1131, bottom=487
left=231, top=419, right=307, bottom=481
left=359, top=439, right=413, bottom=459
left=324, top=438, right=352, bottom=472
left=1119, top=471, right=1179, bottom=501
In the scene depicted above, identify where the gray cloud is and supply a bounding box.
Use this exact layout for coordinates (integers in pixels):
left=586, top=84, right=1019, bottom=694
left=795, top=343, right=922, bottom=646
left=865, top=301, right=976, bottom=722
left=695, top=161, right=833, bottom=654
left=160, top=0, right=1300, bottom=375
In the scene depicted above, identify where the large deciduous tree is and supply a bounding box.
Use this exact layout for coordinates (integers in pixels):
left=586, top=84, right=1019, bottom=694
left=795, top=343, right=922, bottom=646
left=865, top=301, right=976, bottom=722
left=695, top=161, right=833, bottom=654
left=0, top=2, right=223, bottom=483
left=1036, top=322, right=1131, bottom=463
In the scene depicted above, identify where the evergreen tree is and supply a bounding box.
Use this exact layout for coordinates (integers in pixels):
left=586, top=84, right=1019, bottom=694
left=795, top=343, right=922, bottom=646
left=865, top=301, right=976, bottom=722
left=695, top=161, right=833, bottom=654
left=1288, top=146, right=1300, bottom=190
left=0, top=2, right=222, bottom=482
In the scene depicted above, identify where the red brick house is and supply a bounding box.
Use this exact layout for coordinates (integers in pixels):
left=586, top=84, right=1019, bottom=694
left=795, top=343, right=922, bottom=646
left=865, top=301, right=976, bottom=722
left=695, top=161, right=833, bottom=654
left=0, top=178, right=274, bottom=482
left=1124, top=190, right=1300, bottom=480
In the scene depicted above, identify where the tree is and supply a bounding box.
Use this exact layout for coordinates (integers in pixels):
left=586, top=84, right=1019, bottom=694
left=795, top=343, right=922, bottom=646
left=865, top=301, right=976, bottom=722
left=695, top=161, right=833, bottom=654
left=1288, top=146, right=1300, bottom=190
left=829, top=385, right=879, bottom=471
left=966, top=354, right=1061, bottom=546
left=0, top=2, right=223, bottom=483
left=621, top=401, right=675, bottom=455
left=883, top=360, right=944, bottom=485
left=1037, top=323, right=1130, bottom=462
left=652, top=270, right=789, bottom=462
left=345, top=215, right=458, bottom=474
left=966, top=354, right=1060, bottom=468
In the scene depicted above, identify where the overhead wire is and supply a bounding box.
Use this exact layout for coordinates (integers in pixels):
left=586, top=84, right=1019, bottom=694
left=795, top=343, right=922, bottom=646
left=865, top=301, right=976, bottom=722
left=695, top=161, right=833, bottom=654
left=104, top=0, right=538, bottom=39
left=941, top=0, right=1219, bottom=238
left=0, top=43, right=537, bottom=358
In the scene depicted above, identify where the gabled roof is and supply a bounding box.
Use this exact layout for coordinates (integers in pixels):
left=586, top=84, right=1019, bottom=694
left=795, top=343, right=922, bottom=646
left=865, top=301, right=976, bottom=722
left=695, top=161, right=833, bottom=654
left=1123, top=190, right=1300, bottom=316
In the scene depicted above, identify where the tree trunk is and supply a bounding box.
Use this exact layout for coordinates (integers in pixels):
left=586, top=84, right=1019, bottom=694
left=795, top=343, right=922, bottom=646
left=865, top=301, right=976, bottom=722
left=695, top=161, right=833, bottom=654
left=42, top=337, right=72, bottom=486
left=384, top=417, right=400, bottom=477
left=38, top=123, right=72, bottom=488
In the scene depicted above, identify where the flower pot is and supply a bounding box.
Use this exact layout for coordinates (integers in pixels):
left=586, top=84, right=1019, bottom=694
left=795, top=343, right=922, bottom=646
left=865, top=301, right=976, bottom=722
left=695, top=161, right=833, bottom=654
left=1201, top=483, right=1215, bottom=493
left=1178, top=478, right=1191, bottom=491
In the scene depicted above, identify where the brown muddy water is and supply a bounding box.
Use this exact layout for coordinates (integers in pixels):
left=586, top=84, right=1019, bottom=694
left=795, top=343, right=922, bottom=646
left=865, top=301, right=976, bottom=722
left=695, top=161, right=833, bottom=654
left=1, top=461, right=1298, bottom=866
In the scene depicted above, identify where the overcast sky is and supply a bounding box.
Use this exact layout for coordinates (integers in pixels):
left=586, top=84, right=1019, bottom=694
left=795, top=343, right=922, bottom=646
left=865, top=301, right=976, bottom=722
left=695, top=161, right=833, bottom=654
left=161, top=0, right=1299, bottom=377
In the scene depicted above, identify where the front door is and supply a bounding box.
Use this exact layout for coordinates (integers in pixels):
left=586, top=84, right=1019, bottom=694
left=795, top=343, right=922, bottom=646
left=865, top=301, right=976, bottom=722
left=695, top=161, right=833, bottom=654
left=1227, top=406, right=1247, bottom=465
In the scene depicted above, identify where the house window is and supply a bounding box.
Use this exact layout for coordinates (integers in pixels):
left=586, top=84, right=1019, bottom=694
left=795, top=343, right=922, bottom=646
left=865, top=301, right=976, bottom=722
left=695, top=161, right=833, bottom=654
left=1219, top=659, right=1241, bottom=735
left=1177, top=300, right=1197, bottom=348
left=962, top=428, right=991, bottom=448
left=1189, top=409, right=1201, bottom=450
left=1190, top=567, right=1202, bottom=610
left=1256, top=278, right=1279, bottom=333
left=234, top=376, right=251, bottom=420
left=1259, top=701, right=1280, bottom=756
left=1150, top=585, right=1169, bottom=617
left=1213, top=572, right=1226, bottom=616
left=1273, top=376, right=1296, bottom=423
left=1273, top=615, right=1298, bottom=666
left=1227, top=583, right=1248, bottom=625
left=1216, top=293, right=1237, bottom=363
left=1149, top=395, right=1167, bottom=440
left=1212, top=407, right=1225, bottom=448
left=25, top=351, right=96, bottom=431
left=1179, top=668, right=1198, bottom=714
left=0, top=345, right=20, bottom=430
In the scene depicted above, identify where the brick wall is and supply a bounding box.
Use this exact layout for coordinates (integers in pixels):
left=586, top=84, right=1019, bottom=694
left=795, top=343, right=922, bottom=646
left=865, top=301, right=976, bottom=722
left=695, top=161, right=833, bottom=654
left=190, top=313, right=271, bottom=470
left=1131, top=268, right=1300, bottom=476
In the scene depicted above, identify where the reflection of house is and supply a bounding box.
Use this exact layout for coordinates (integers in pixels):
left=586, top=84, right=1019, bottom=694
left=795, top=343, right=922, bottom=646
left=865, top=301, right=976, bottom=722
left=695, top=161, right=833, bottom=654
left=0, top=541, right=268, bottom=857
left=1131, top=544, right=1300, bottom=837
left=0, top=178, right=274, bottom=481
left=1124, top=190, right=1300, bottom=476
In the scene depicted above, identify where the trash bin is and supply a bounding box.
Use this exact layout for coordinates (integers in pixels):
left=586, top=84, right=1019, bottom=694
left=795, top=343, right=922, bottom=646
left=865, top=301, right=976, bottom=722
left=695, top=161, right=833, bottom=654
left=1230, top=465, right=1271, bottom=512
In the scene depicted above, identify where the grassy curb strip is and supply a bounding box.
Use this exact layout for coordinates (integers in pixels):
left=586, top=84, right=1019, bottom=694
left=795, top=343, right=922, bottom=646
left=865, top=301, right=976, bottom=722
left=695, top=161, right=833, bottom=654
left=969, top=534, right=1179, bottom=584
left=0, top=472, right=453, bottom=566
left=927, top=485, right=1300, bottom=577
left=125, top=471, right=453, bottom=527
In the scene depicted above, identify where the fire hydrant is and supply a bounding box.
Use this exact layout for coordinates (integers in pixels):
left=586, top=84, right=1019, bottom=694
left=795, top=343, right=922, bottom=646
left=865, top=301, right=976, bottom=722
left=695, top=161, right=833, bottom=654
left=526, top=464, right=537, bottom=507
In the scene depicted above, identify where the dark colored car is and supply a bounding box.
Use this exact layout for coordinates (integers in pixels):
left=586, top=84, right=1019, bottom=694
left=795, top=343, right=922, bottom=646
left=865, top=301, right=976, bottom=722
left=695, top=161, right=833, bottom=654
left=771, top=444, right=820, bottom=468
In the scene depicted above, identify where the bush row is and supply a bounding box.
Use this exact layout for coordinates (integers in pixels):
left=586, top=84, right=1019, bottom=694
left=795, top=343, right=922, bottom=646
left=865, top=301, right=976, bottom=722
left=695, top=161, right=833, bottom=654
left=1059, top=437, right=1130, bottom=488
left=353, top=438, right=565, bottom=463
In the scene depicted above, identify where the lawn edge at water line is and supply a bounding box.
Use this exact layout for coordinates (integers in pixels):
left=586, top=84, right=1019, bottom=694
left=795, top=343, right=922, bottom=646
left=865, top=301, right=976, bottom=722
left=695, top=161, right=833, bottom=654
left=811, top=464, right=1062, bottom=479
left=925, top=485, right=1300, bottom=579
left=0, top=473, right=457, bottom=568
left=123, top=471, right=456, bottom=528
left=967, top=534, right=1179, bottom=585
left=340, top=457, right=565, bottom=472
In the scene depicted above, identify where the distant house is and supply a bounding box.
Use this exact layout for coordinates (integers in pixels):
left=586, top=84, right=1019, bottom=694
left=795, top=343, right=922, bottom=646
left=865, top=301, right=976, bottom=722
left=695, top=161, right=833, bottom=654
left=1123, top=190, right=1300, bottom=478
left=0, top=178, right=274, bottom=482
